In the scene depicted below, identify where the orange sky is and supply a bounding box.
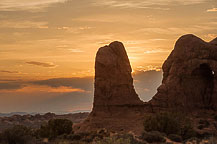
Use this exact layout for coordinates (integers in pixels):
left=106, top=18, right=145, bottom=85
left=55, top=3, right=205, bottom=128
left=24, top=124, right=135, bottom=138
left=0, top=0, right=216, bottom=79
left=0, top=0, right=216, bottom=113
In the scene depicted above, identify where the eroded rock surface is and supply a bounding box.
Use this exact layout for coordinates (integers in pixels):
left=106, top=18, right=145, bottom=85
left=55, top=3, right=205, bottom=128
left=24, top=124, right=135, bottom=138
left=93, top=41, right=144, bottom=113
left=150, top=34, right=217, bottom=111
left=77, top=41, right=146, bottom=134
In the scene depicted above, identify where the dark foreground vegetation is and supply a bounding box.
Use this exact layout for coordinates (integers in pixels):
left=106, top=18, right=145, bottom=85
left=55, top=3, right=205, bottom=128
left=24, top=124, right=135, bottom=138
left=0, top=112, right=216, bottom=144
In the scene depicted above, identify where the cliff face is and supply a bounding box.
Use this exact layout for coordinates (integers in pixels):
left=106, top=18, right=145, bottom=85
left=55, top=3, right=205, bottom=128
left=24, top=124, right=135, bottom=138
left=150, top=34, right=217, bottom=111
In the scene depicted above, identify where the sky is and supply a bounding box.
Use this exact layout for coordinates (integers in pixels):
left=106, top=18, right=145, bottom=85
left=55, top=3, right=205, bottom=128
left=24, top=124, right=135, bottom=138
left=0, top=0, right=216, bottom=113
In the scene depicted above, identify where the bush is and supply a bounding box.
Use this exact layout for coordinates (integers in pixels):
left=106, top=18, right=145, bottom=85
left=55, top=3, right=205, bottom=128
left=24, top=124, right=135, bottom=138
left=95, top=134, right=145, bottom=144
left=69, top=131, right=107, bottom=143
left=214, top=115, right=217, bottom=121
left=141, top=131, right=166, bottom=143
left=198, top=119, right=210, bottom=129
left=0, top=125, right=34, bottom=144
left=181, top=118, right=196, bottom=140
left=144, top=112, right=180, bottom=135
left=143, top=112, right=195, bottom=140
left=168, top=134, right=182, bottom=142
left=38, top=118, right=73, bottom=139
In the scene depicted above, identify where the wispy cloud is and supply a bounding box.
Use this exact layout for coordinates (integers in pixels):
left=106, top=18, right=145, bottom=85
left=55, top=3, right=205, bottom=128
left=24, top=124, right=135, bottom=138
left=13, top=86, right=87, bottom=93
left=207, top=8, right=217, bottom=12
left=133, top=70, right=162, bottom=101
left=92, top=0, right=208, bottom=9
left=0, top=20, right=48, bottom=29
left=133, top=25, right=217, bottom=36
left=68, top=49, right=84, bottom=53
left=31, top=77, right=93, bottom=91
left=0, top=82, right=25, bottom=90
left=26, top=61, right=57, bottom=68
left=0, top=0, right=66, bottom=11
left=144, top=49, right=170, bottom=54
left=0, top=70, right=19, bottom=74
left=135, top=66, right=162, bottom=71
left=0, top=77, right=93, bottom=91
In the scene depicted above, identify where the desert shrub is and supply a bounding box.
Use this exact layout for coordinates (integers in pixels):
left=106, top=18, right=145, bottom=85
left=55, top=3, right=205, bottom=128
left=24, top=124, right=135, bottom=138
left=180, top=118, right=196, bottom=140
left=94, top=134, right=145, bottom=144
left=69, top=134, right=82, bottom=141
left=70, top=131, right=106, bottom=143
left=141, top=131, right=165, bottom=143
left=214, top=115, right=217, bottom=121
left=38, top=119, right=73, bottom=139
left=94, top=137, right=131, bottom=144
left=0, top=132, right=3, bottom=143
left=0, top=125, right=34, bottom=144
left=198, top=119, right=210, bottom=130
left=143, top=112, right=195, bottom=140
left=37, top=123, right=50, bottom=138
left=67, top=129, right=110, bottom=143
left=144, top=112, right=180, bottom=135
left=52, top=139, right=88, bottom=144
left=168, top=134, right=182, bottom=142
left=196, top=131, right=212, bottom=139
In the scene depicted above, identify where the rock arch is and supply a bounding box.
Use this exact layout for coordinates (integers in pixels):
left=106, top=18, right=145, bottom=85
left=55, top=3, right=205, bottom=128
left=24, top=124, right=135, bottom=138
left=150, top=34, right=217, bottom=111
left=181, top=63, right=214, bottom=109
left=78, top=34, right=217, bottom=134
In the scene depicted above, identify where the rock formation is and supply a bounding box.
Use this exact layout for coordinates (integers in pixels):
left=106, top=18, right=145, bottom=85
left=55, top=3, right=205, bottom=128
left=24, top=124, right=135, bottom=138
left=150, top=34, right=217, bottom=111
left=92, top=41, right=144, bottom=114
left=78, top=34, right=217, bottom=134
left=78, top=41, right=146, bottom=134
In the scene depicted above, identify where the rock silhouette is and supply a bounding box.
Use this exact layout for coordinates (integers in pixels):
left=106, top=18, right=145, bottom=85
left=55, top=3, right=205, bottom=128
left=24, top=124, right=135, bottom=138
left=77, top=41, right=146, bottom=134
left=93, top=41, right=144, bottom=113
left=150, top=34, right=217, bottom=111
left=78, top=34, right=217, bottom=134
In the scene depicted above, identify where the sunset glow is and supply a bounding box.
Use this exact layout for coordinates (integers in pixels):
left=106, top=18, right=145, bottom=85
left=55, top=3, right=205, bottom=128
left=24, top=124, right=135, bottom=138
left=0, top=0, right=216, bottom=113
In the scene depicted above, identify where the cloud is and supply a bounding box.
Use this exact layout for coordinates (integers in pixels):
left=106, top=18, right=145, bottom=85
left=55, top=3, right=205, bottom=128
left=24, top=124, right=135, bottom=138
left=0, top=20, right=48, bottom=29
left=0, top=0, right=66, bottom=11
left=0, top=77, right=93, bottom=113
left=13, top=85, right=87, bottom=93
left=0, top=70, right=19, bottom=74
left=133, top=26, right=217, bottom=37
left=68, top=49, right=85, bottom=53
left=0, top=0, right=207, bottom=11
left=0, top=71, right=163, bottom=113
left=0, top=82, right=25, bottom=90
left=31, top=77, right=93, bottom=91
left=144, top=49, right=170, bottom=54
left=26, top=61, right=57, bottom=68
left=133, top=70, right=163, bottom=101
left=92, top=0, right=208, bottom=9
left=136, top=66, right=162, bottom=71
left=0, top=86, right=92, bottom=113
left=0, top=77, right=93, bottom=91
left=207, top=8, right=217, bottom=12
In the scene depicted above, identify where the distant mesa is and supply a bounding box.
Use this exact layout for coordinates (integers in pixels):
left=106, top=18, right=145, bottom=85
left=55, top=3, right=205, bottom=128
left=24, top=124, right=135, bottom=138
left=77, top=34, right=217, bottom=134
